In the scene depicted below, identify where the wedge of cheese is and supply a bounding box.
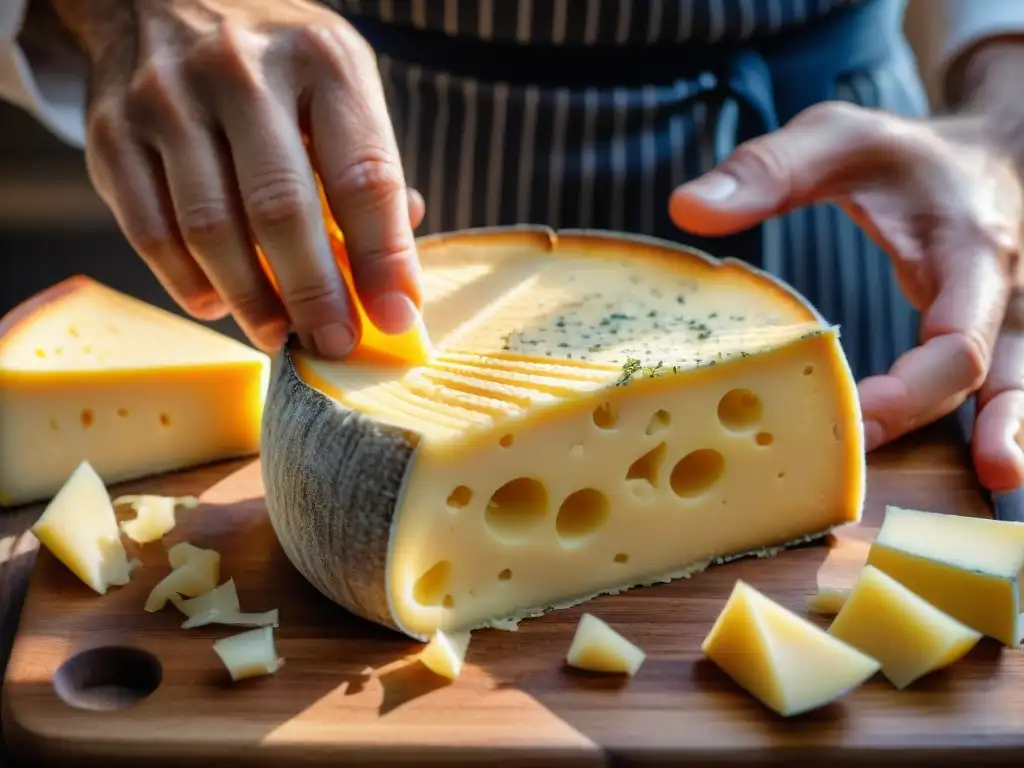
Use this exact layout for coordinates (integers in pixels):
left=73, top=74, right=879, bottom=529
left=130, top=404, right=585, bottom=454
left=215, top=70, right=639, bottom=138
left=31, top=459, right=137, bottom=594
left=866, top=506, right=1024, bottom=647
left=0, top=277, right=270, bottom=507
left=261, top=227, right=865, bottom=640
left=827, top=565, right=981, bottom=689
left=702, top=580, right=880, bottom=716
left=419, top=629, right=472, bottom=680
left=566, top=613, right=646, bottom=675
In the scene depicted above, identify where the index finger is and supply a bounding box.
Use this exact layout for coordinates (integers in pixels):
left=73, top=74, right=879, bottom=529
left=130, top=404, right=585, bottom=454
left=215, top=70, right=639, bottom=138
left=858, top=245, right=1009, bottom=451
left=308, top=49, right=422, bottom=337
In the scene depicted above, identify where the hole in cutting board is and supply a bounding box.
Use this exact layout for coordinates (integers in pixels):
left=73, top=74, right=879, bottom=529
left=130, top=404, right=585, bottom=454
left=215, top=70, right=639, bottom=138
left=53, top=646, right=162, bottom=711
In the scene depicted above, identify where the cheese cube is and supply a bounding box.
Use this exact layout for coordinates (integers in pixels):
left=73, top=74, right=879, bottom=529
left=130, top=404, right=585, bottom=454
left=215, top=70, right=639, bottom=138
left=261, top=229, right=866, bottom=640
left=0, top=276, right=269, bottom=507
left=212, top=626, right=284, bottom=682
left=702, top=580, right=880, bottom=716
left=827, top=565, right=981, bottom=689
left=565, top=613, right=646, bottom=676
left=31, top=459, right=136, bottom=594
left=418, top=630, right=471, bottom=680
left=866, top=506, right=1024, bottom=647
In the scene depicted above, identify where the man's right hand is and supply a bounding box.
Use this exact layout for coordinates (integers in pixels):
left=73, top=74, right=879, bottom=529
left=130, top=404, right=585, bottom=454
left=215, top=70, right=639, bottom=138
left=50, top=0, right=424, bottom=359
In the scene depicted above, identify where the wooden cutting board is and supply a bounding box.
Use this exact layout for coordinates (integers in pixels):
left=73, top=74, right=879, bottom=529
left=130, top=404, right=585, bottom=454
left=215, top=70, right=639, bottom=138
left=4, top=421, right=1023, bottom=766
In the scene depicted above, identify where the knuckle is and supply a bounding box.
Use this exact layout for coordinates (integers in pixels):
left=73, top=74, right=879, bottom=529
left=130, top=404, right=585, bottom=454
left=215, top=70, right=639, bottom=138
left=125, top=58, right=188, bottom=134
left=280, top=280, right=343, bottom=313
left=185, top=23, right=264, bottom=98
left=727, top=139, right=789, bottom=185
left=85, top=103, right=123, bottom=167
left=292, top=23, right=373, bottom=81
left=325, top=151, right=405, bottom=213
left=245, top=170, right=311, bottom=231
left=178, top=203, right=235, bottom=251
left=798, top=100, right=863, bottom=128
left=124, top=220, right=176, bottom=261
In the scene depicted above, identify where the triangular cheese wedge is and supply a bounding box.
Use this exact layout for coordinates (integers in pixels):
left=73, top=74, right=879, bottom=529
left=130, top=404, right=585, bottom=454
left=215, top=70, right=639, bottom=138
left=261, top=228, right=866, bottom=641
left=31, top=459, right=135, bottom=594
left=566, top=613, right=646, bottom=675
left=419, top=629, right=471, bottom=680
left=828, top=565, right=981, bottom=689
left=866, top=506, right=1024, bottom=647
left=702, top=580, right=880, bottom=716
left=0, top=276, right=269, bottom=507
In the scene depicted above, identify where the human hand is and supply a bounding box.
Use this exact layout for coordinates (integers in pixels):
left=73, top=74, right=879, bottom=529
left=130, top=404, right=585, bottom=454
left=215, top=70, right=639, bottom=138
left=668, top=101, right=1024, bottom=494
left=52, top=0, right=423, bottom=358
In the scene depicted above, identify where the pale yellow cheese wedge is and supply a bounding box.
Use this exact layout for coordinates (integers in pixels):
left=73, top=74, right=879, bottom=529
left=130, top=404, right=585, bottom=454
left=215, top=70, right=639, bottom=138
left=171, top=578, right=279, bottom=629
left=565, top=613, right=646, bottom=676
left=31, top=459, right=137, bottom=594
left=114, top=493, right=198, bottom=544
left=805, top=587, right=850, bottom=615
left=418, top=629, right=471, bottom=680
left=866, top=506, right=1024, bottom=647
left=702, top=580, right=880, bottom=716
left=145, top=542, right=220, bottom=612
left=212, top=626, right=284, bottom=682
left=827, top=565, right=981, bottom=689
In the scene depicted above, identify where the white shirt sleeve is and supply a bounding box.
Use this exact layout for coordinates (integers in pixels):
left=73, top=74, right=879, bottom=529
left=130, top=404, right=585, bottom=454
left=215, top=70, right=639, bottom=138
left=905, top=0, right=1024, bottom=109
left=0, top=0, right=86, bottom=148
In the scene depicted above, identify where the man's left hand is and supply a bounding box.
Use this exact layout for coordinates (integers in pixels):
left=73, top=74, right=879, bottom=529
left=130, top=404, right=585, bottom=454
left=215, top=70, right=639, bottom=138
left=669, top=100, right=1024, bottom=494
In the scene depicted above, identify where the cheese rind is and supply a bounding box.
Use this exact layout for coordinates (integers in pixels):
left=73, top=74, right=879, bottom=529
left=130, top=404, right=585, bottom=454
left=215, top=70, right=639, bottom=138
left=30, top=459, right=134, bottom=594
left=565, top=613, right=646, bottom=676
left=702, top=580, right=880, bottom=716
left=261, top=228, right=865, bottom=640
left=866, top=506, right=1024, bottom=647
left=418, top=630, right=471, bottom=680
left=827, top=565, right=981, bottom=689
left=0, top=276, right=269, bottom=507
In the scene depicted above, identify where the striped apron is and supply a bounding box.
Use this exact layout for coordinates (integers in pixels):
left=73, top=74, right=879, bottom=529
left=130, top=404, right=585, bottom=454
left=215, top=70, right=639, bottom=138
left=326, top=0, right=928, bottom=381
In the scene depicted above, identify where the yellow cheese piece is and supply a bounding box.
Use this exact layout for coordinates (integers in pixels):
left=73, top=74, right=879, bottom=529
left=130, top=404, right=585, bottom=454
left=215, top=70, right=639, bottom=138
left=565, top=613, right=646, bottom=676
left=31, top=459, right=138, bottom=594
left=212, top=626, right=284, bottom=682
left=145, top=542, right=221, bottom=612
left=0, top=276, right=270, bottom=507
left=805, top=587, right=850, bottom=615
left=114, top=494, right=199, bottom=544
left=866, top=505, right=1024, bottom=647
left=261, top=228, right=865, bottom=640
left=702, top=580, right=880, bottom=716
left=827, top=565, right=981, bottom=689
left=418, top=629, right=471, bottom=680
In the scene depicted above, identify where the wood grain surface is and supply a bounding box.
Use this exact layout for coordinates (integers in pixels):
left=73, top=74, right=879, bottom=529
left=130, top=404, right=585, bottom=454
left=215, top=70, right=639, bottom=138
left=2, top=418, right=1020, bottom=767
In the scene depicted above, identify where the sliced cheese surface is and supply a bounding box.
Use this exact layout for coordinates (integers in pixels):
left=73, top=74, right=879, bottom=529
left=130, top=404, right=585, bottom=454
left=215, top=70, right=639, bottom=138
left=31, top=459, right=135, bottom=594
left=805, top=587, right=850, bottom=615
left=565, top=613, right=646, bottom=676
left=866, top=506, right=1024, bottom=647
left=827, top=565, right=981, bottom=689
left=702, top=580, right=880, bottom=716
left=0, top=276, right=269, bottom=507
left=419, top=630, right=471, bottom=680
left=262, top=228, right=865, bottom=640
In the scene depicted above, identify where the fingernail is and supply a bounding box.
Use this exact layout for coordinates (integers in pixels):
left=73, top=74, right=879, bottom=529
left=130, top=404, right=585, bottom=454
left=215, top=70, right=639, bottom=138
left=370, top=291, right=419, bottom=335
left=864, top=420, right=884, bottom=452
left=684, top=172, right=738, bottom=202
left=312, top=322, right=356, bottom=359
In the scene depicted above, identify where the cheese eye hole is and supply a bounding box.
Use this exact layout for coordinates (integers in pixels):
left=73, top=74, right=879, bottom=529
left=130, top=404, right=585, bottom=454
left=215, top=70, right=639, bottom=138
left=613, top=552, right=629, bottom=564
left=485, top=477, right=548, bottom=541
left=592, top=402, right=618, bottom=430
left=498, top=568, right=513, bottom=581
left=645, top=409, right=671, bottom=435
left=755, top=432, right=774, bottom=447
left=158, top=412, right=171, bottom=427
left=499, top=434, right=514, bottom=448
left=717, top=389, right=762, bottom=431
left=413, top=559, right=452, bottom=606
left=670, top=449, right=725, bottom=498
left=80, top=409, right=95, bottom=429
left=446, top=485, right=473, bottom=509
left=556, top=488, right=610, bottom=545
left=626, top=442, right=667, bottom=489
left=803, top=365, right=815, bottom=376
left=832, top=423, right=845, bottom=440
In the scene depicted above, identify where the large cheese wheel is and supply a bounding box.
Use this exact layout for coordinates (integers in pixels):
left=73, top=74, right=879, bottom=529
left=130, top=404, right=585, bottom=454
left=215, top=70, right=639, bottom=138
left=261, top=227, right=864, bottom=640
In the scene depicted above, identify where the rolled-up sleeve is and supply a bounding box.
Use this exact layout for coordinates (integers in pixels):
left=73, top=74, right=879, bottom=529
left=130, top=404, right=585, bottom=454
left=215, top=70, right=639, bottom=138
left=0, top=0, right=86, bottom=147
left=906, top=0, right=1024, bottom=108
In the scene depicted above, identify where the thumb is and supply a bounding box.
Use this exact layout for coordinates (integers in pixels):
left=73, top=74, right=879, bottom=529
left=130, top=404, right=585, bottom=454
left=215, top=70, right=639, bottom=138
left=669, top=102, right=893, bottom=236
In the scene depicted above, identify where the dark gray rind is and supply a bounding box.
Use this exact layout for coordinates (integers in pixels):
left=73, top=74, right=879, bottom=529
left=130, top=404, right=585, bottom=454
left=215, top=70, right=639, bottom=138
left=260, top=339, right=415, bottom=633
